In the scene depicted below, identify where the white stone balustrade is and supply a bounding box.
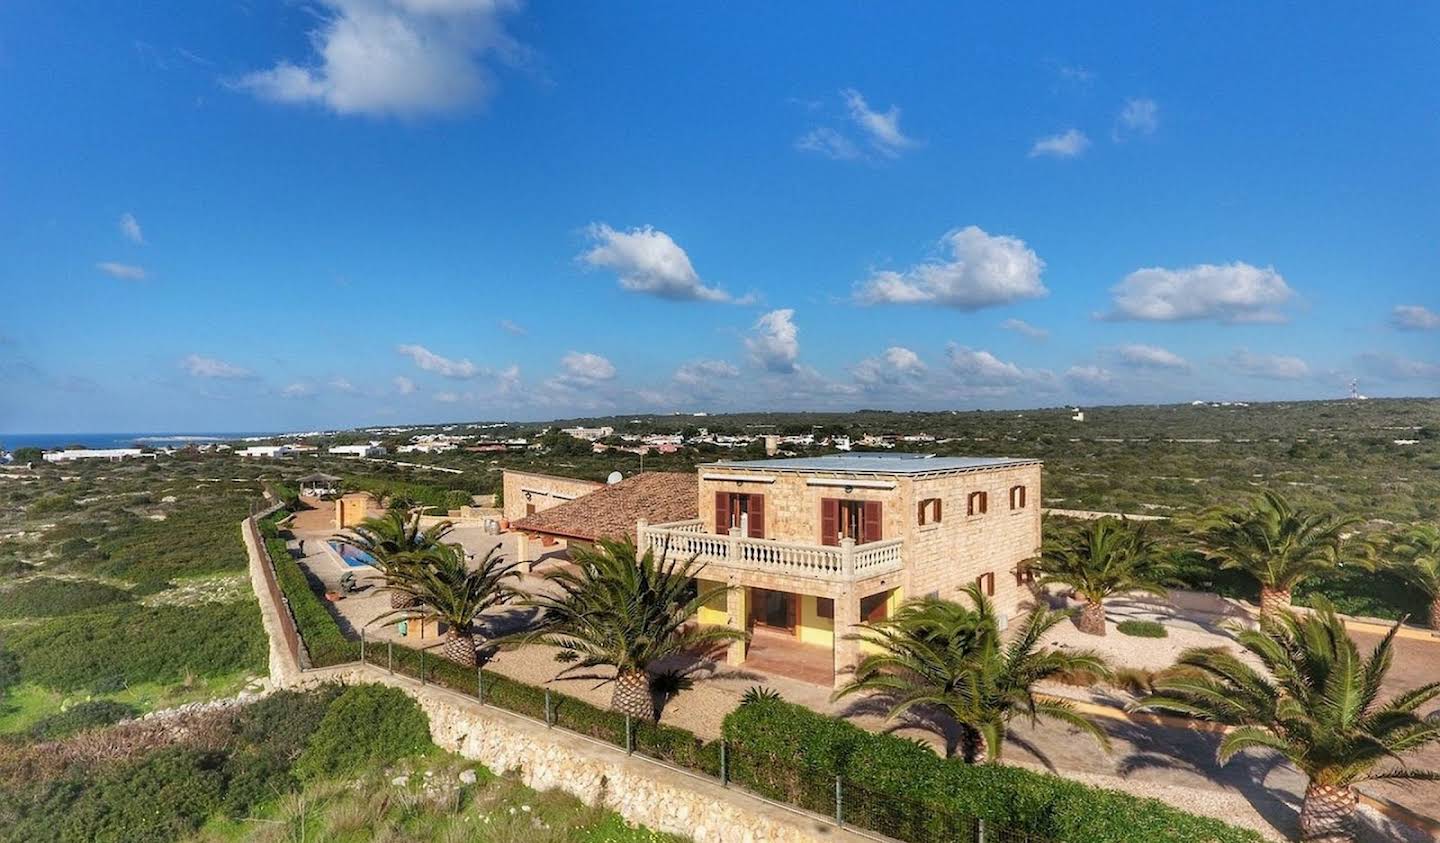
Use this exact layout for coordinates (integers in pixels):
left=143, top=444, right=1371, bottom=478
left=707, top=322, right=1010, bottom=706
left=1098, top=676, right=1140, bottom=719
left=639, top=519, right=904, bottom=583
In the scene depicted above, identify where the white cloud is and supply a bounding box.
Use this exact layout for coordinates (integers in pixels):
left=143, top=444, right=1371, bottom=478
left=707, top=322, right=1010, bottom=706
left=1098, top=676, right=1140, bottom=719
left=119, top=212, right=144, bottom=244
left=1029, top=128, right=1090, bottom=159
left=946, top=345, right=1049, bottom=386
left=434, top=391, right=460, bottom=403
left=1391, top=305, right=1440, bottom=331
left=580, top=224, right=732, bottom=302
left=841, top=88, right=916, bottom=156
left=560, top=351, right=616, bottom=382
left=97, top=261, right=146, bottom=281
left=1000, top=318, right=1048, bottom=340
left=1357, top=352, right=1440, bottom=381
left=393, top=375, right=416, bottom=395
left=746, top=309, right=800, bottom=374
left=280, top=382, right=314, bottom=398
left=795, top=128, right=861, bottom=161
left=499, top=318, right=527, bottom=335
left=496, top=364, right=521, bottom=394
left=396, top=343, right=479, bottom=378
left=181, top=354, right=252, bottom=379
left=1106, top=262, right=1294, bottom=323
left=330, top=377, right=359, bottom=393
left=856, top=226, right=1048, bottom=310
left=1228, top=349, right=1311, bottom=380
left=233, top=0, right=520, bottom=118
left=1115, top=97, right=1159, bottom=139
left=854, top=346, right=927, bottom=385
left=1116, top=343, right=1190, bottom=371
left=1065, top=365, right=1115, bottom=388
left=674, top=359, right=740, bottom=386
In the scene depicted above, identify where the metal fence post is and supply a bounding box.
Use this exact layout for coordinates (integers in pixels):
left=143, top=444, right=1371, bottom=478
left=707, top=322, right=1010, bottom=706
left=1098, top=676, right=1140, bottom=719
left=477, top=666, right=484, bottom=703
left=625, top=714, right=634, bottom=754
left=420, top=648, right=426, bottom=685
left=360, top=628, right=366, bottom=664
left=976, top=818, right=986, bottom=843
left=387, top=640, right=393, bottom=674
left=720, top=740, right=728, bottom=787
left=834, top=775, right=843, bottom=826
left=544, top=689, right=553, bottom=726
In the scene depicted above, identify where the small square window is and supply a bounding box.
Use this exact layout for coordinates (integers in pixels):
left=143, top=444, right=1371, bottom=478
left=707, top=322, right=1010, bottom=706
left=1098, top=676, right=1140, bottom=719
left=815, top=597, right=834, bottom=620
left=967, top=491, right=989, bottom=516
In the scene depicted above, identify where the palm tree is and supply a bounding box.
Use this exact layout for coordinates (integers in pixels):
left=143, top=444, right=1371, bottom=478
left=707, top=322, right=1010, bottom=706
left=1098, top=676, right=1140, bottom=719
left=1133, top=600, right=1440, bottom=843
left=1189, top=490, right=1370, bottom=617
left=522, top=539, right=745, bottom=720
left=373, top=543, right=522, bottom=666
left=1390, top=524, right=1440, bottom=630
left=833, top=586, right=1111, bottom=763
left=1030, top=517, right=1171, bottom=636
left=341, top=510, right=454, bottom=609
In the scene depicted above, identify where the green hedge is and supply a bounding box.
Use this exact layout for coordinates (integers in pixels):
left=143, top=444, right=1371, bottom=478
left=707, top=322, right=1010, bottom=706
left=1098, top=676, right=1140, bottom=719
left=265, top=535, right=360, bottom=666
left=722, top=699, right=1262, bottom=843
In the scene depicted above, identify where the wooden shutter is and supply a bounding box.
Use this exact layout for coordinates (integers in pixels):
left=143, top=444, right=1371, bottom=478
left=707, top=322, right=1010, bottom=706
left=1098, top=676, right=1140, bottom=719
left=820, top=498, right=839, bottom=546
left=748, top=494, right=765, bottom=538
left=715, top=492, right=730, bottom=534
left=862, top=500, right=882, bottom=544
left=934, top=498, right=942, bottom=522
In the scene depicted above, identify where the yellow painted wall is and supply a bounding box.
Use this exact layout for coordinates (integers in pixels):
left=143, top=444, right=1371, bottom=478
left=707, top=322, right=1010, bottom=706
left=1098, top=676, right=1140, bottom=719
left=857, top=587, right=903, bottom=654
left=696, top=577, right=728, bottom=626
left=797, top=594, right=834, bottom=647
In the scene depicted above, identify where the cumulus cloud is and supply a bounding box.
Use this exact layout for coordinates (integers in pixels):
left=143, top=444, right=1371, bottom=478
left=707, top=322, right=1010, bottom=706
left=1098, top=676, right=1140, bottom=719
left=559, top=351, right=616, bottom=382
left=393, top=375, right=416, bottom=395
left=1357, top=351, right=1440, bottom=381
left=280, top=382, right=314, bottom=398
left=946, top=345, right=1049, bottom=386
left=841, top=88, right=916, bottom=156
left=1029, top=128, right=1090, bottom=159
left=1065, top=365, right=1115, bottom=388
left=119, top=212, right=144, bottom=244
left=746, top=309, right=800, bottom=374
left=396, top=343, right=479, bottom=378
left=498, top=318, right=527, bottom=335
left=795, top=128, right=860, bottom=161
left=182, top=354, right=252, bottom=379
left=1228, top=349, right=1311, bottom=380
left=1000, top=318, right=1048, bottom=340
left=1116, top=343, right=1190, bottom=371
left=1390, top=305, right=1440, bottom=331
left=674, top=359, right=740, bottom=386
left=233, top=0, right=522, bottom=118
left=97, top=261, right=146, bottom=281
left=580, top=224, right=733, bottom=302
left=1114, top=97, right=1159, bottom=139
left=856, top=226, right=1048, bottom=310
left=330, top=377, right=359, bottom=393
left=1105, top=262, right=1294, bottom=323
left=853, top=346, right=927, bottom=385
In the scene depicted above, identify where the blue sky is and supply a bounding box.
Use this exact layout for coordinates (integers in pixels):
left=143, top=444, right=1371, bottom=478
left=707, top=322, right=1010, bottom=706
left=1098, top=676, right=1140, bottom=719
left=1, top=2, right=1437, bottom=433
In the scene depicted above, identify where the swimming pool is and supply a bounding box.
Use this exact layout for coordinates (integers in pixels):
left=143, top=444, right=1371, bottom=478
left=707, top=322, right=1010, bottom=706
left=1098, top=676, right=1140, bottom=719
left=329, top=540, right=377, bottom=568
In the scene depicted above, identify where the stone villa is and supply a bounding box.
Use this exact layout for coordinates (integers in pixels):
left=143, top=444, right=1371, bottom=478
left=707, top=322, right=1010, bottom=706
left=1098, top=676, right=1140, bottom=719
left=508, top=452, right=1042, bottom=687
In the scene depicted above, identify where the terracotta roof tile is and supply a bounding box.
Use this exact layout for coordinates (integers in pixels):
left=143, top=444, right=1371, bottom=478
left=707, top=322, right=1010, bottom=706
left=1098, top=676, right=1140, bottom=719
left=510, top=472, right=698, bottom=543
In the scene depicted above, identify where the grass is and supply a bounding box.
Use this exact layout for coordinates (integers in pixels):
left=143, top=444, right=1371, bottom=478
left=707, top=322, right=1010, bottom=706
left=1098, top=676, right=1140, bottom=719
left=1115, top=619, right=1168, bottom=638
left=0, top=670, right=258, bottom=734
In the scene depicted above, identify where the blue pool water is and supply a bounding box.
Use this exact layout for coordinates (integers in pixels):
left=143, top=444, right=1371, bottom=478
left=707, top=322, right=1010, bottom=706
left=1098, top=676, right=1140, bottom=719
left=330, top=541, right=376, bottom=568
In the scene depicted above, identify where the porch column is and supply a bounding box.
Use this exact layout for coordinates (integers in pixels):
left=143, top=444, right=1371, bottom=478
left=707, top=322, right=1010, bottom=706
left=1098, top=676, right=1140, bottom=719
left=832, top=588, right=861, bottom=689
left=512, top=532, right=533, bottom=575
left=725, top=581, right=748, bottom=666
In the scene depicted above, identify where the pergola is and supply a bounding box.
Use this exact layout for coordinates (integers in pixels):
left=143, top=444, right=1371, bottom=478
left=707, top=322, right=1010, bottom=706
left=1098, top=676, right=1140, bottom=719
left=297, top=472, right=341, bottom=497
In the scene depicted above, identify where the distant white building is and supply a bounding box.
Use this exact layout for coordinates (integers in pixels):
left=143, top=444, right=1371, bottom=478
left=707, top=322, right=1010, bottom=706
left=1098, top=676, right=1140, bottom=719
left=329, top=443, right=386, bottom=457
left=43, top=448, right=146, bottom=462
left=397, top=442, right=456, bottom=454
left=562, top=426, right=614, bottom=441
left=237, top=445, right=294, bottom=458
left=1071, top=408, right=1085, bottom=422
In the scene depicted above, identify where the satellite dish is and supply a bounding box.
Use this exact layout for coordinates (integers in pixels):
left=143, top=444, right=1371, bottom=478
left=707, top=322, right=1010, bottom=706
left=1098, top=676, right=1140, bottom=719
left=607, top=471, right=623, bottom=485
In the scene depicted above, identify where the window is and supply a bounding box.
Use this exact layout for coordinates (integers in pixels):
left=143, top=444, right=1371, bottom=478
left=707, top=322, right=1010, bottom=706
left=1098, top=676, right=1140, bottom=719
left=525, top=503, right=537, bottom=516
left=821, top=498, right=882, bottom=545
left=1013, top=564, right=1035, bottom=587
left=815, top=597, right=834, bottom=620
left=1009, top=485, right=1027, bottom=510
left=716, top=492, right=766, bottom=538
left=976, top=572, right=996, bottom=597
left=917, top=497, right=942, bottom=525
left=860, top=591, right=892, bottom=623
left=966, top=491, right=989, bottom=516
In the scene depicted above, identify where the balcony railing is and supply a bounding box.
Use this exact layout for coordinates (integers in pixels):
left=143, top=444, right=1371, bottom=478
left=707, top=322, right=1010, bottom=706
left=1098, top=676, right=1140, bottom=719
left=641, top=519, right=904, bottom=583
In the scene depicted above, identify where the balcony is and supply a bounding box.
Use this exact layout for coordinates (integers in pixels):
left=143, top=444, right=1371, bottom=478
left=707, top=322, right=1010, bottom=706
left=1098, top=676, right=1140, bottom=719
left=640, top=519, right=904, bottom=584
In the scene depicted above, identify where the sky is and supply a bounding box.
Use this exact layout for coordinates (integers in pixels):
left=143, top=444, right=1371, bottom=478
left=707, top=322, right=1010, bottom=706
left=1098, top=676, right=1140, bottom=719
left=1, top=2, right=1437, bottom=433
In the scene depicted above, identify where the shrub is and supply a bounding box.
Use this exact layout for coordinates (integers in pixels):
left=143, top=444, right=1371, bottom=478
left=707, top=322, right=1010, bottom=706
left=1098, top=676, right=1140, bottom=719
left=293, top=684, right=432, bottom=781
left=29, top=700, right=140, bottom=740
left=92, top=501, right=251, bottom=584
left=1116, top=619, right=1168, bottom=638
left=268, top=535, right=360, bottom=666
left=0, top=578, right=133, bottom=618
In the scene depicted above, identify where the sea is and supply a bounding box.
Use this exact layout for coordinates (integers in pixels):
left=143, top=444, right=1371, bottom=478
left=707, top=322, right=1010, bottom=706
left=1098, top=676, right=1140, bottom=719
left=0, top=432, right=278, bottom=451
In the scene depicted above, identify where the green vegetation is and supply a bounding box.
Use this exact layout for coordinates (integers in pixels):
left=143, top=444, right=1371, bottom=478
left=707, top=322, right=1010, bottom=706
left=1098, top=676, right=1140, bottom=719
left=1115, top=619, right=1168, bottom=638
left=1032, top=517, right=1170, bottom=635
left=1389, top=524, right=1440, bottom=629
left=1135, top=601, right=1440, bottom=842
left=293, top=685, right=433, bottom=781
left=0, top=577, right=133, bottom=617
left=373, top=542, right=522, bottom=666
left=27, top=700, right=140, bottom=739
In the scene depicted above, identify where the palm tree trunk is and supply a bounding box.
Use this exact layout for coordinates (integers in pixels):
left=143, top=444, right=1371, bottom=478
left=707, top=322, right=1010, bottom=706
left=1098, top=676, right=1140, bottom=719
left=1076, top=599, right=1107, bottom=636
left=1429, top=594, right=1440, bottom=631
left=1259, top=585, right=1291, bottom=618
left=957, top=724, right=983, bottom=764
left=611, top=668, right=655, bottom=720
left=442, top=628, right=476, bottom=667
left=1298, top=782, right=1356, bottom=843
left=390, top=589, right=419, bottom=610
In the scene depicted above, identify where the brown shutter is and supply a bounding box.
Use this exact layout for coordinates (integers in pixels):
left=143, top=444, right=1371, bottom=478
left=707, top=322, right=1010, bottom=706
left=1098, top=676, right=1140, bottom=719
left=862, top=500, right=882, bottom=544
left=715, top=492, right=730, bottom=534
left=934, top=498, right=942, bottom=522
left=820, top=498, right=839, bottom=546
left=748, top=494, right=765, bottom=538
left=917, top=500, right=925, bottom=525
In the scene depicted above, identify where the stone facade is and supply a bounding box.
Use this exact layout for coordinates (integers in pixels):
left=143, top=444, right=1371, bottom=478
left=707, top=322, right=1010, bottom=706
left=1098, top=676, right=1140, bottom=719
left=501, top=470, right=603, bottom=524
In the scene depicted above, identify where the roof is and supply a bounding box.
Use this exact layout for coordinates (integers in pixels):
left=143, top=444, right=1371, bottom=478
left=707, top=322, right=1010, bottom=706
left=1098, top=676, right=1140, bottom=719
left=511, top=472, right=698, bottom=543
left=703, top=452, right=1040, bottom=476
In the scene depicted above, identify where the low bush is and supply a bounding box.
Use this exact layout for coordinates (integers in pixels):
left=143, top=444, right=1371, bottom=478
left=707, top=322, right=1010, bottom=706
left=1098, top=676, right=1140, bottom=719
left=1116, top=619, right=1168, bottom=638
left=92, top=500, right=252, bottom=584
left=293, top=684, right=433, bottom=781
left=29, top=700, right=140, bottom=740
left=268, top=535, right=360, bottom=666
left=0, top=578, right=133, bottom=618
left=722, top=697, right=1261, bottom=843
